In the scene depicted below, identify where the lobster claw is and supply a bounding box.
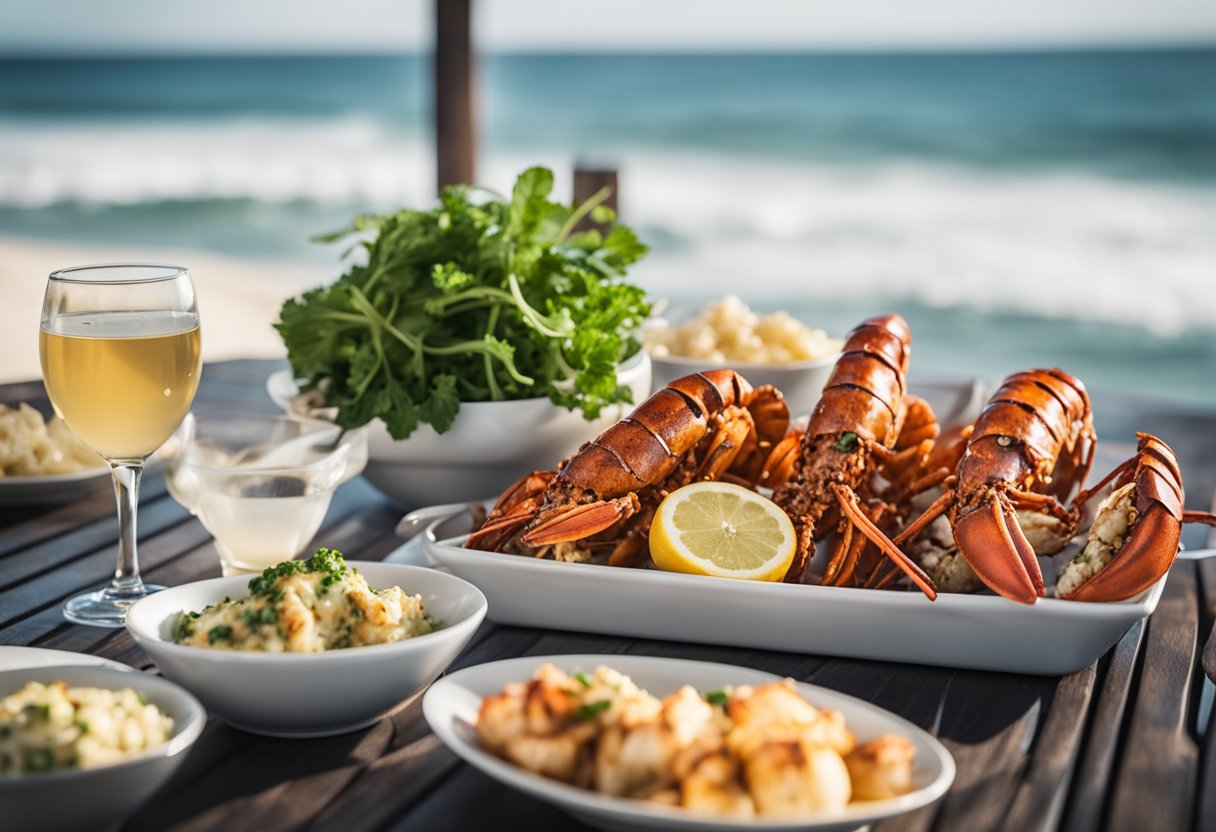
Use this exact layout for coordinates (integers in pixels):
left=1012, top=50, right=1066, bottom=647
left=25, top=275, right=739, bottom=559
left=953, top=497, right=1045, bottom=604
left=521, top=494, right=641, bottom=546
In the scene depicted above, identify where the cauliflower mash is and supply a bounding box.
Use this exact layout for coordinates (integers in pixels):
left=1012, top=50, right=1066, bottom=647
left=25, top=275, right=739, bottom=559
left=643, top=296, right=842, bottom=365
left=0, top=681, right=173, bottom=774
left=172, top=549, right=434, bottom=652
left=0, top=403, right=103, bottom=477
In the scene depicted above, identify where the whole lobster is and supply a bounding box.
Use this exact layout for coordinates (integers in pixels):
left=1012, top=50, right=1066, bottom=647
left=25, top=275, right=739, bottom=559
left=894, top=368, right=1096, bottom=604
left=466, top=370, right=789, bottom=566
left=768, top=314, right=941, bottom=598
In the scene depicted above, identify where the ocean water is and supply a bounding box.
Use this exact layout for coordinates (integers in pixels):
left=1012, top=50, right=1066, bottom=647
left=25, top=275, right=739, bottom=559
left=1, top=51, right=1215, bottom=412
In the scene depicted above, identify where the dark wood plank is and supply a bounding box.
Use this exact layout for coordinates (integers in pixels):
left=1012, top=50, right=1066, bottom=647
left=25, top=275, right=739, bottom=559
left=1191, top=557, right=1216, bottom=832
left=1063, top=620, right=1145, bottom=832
left=1106, top=563, right=1200, bottom=832
left=998, top=666, right=1095, bottom=832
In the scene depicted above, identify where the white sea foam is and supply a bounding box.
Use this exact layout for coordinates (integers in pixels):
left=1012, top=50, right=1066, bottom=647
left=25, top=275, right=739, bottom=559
left=2, top=117, right=1215, bottom=335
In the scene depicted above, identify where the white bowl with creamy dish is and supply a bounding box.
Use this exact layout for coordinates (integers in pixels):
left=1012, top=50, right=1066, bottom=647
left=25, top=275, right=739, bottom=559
left=643, top=297, right=842, bottom=420
left=126, top=553, right=487, bottom=737
left=0, top=665, right=205, bottom=832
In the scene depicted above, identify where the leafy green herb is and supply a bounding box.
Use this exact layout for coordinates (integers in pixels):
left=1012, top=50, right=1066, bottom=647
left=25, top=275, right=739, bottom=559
left=22, top=703, right=50, bottom=721
left=248, top=548, right=348, bottom=597
left=276, top=167, right=651, bottom=439
left=703, top=689, right=730, bottom=708
left=834, top=431, right=860, bottom=453
left=27, top=749, right=54, bottom=772
left=208, top=625, right=234, bottom=646
left=575, top=699, right=613, bottom=721
left=573, top=671, right=593, bottom=689
left=74, top=719, right=89, bottom=734
left=241, top=606, right=278, bottom=628
left=172, top=613, right=195, bottom=642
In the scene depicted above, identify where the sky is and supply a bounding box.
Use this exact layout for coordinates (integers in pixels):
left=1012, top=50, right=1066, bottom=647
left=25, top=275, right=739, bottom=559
left=2, top=0, right=1215, bottom=55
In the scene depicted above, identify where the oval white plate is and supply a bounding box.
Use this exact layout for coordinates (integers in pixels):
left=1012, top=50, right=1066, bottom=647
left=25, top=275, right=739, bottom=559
left=0, top=467, right=110, bottom=506
left=424, top=654, right=954, bottom=832
left=0, top=646, right=130, bottom=673
left=423, top=520, right=1165, bottom=676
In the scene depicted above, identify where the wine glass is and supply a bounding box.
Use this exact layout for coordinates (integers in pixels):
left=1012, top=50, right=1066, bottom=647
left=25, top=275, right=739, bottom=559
left=40, top=264, right=201, bottom=627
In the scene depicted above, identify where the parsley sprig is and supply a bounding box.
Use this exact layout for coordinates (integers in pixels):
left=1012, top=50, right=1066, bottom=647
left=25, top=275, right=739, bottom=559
left=275, top=167, right=651, bottom=439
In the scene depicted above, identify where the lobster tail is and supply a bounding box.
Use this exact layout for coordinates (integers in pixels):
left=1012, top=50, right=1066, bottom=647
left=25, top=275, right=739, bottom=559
left=808, top=314, right=911, bottom=447
left=953, top=497, right=1045, bottom=604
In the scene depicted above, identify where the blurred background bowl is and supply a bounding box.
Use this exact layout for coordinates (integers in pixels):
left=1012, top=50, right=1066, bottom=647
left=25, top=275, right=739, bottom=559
left=0, top=665, right=205, bottom=832
left=648, top=351, right=839, bottom=422
left=267, top=350, right=651, bottom=507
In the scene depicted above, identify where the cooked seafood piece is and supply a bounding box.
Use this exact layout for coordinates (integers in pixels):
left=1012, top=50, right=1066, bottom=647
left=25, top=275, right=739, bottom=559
left=844, top=735, right=917, bottom=801
left=476, top=667, right=918, bottom=819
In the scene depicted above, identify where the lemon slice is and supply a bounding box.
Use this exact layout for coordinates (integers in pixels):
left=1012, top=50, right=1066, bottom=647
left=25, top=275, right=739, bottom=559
left=649, top=482, right=796, bottom=581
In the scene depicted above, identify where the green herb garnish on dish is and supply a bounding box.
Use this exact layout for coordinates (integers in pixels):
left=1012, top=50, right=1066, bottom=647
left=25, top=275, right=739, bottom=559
left=275, top=166, right=651, bottom=440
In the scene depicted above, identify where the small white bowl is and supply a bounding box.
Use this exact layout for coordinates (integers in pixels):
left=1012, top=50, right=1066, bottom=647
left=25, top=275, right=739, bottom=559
left=648, top=352, right=838, bottom=421
left=126, top=562, right=487, bottom=738
left=267, top=351, right=652, bottom=505
left=0, top=665, right=206, bottom=832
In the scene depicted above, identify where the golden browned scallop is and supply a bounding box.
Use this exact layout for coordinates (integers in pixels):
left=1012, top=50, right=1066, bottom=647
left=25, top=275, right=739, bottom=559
left=843, top=734, right=916, bottom=800
left=681, top=750, right=756, bottom=819
left=741, top=739, right=851, bottom=816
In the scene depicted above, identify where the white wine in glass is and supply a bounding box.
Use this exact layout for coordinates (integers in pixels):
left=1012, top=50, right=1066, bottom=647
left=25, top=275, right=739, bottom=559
left=40, top=265, right=201, bottom=627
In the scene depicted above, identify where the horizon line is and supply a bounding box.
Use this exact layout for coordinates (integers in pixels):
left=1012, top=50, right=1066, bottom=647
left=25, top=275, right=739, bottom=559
left=1, top=42, right=1215, bottom=60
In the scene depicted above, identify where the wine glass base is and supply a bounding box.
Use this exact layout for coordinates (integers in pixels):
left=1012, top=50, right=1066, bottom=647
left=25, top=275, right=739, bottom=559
left=63, top=583, right=168, bottom=628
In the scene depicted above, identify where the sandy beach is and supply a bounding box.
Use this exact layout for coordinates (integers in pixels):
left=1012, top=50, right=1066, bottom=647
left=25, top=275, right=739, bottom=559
left=0, top=236, right=329, bottom=384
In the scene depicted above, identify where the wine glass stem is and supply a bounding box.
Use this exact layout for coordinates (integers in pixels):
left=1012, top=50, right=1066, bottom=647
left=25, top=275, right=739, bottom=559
left=110, top=462, right=145, bottom=594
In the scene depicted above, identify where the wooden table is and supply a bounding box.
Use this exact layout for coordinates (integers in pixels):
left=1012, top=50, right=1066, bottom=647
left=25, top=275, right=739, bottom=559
left=3, top=359, right=1216, bottom=832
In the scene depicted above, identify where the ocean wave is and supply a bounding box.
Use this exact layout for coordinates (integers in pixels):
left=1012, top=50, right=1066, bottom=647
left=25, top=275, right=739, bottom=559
left=3, top=118, right=1215, bottom=335
left=0, top=117, right=432, bottom=208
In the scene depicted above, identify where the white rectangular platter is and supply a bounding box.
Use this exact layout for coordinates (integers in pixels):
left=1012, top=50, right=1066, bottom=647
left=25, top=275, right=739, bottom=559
left=419, top=511, right=1165, bottom=677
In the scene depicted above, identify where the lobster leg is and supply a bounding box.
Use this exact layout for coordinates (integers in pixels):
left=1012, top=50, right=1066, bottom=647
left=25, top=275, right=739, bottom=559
left=520, top=495, right=641, bottom=546
left=1007, top=489, right=1074, bottom=524
left=891, top=490, right=954, bottom=547
left=831, top=483, right=937, bottom=599
left=821, top=515, right=856, bottom=586
left=759, top=430, right=803, bottom=489
left=1073, top=457, right=1137, bottom=508
left=697, top=406, right=755, bottom=482
left=1182, top=511, right=1216, bottom=526
left=466, top=507, right=540, bottom=551
left=952, top=495, right=1045, bottom=604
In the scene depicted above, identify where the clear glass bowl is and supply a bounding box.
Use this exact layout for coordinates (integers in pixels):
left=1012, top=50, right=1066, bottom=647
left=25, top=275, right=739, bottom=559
left=160, top=412, right=367, bottom=575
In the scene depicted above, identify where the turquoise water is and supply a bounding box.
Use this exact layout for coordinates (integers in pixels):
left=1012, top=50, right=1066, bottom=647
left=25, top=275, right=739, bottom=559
left=1, top=51, right=1214, bottom=407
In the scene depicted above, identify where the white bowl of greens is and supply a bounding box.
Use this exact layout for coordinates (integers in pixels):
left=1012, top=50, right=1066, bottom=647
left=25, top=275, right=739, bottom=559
left=268, top=351, right=650, bottom=505
left=272, top=166, right=654, bottom=506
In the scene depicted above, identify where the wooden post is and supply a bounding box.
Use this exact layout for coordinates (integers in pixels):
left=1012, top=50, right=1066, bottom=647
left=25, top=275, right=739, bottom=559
left=572, top=165, right=619, bottom=233
left=435, top=0, right=476, bottom=191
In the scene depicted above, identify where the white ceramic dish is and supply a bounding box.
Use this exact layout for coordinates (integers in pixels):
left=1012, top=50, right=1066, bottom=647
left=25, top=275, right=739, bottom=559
left=126, top=562, right=487, bottom=737
left=0, top=466, right=110, bottom=506
left=0, top=665, right=205, bottom=832
left=424, top=654, right=955, bottom=832
left=421, top=516, right=1165, bottom=676
left=649, top=352, right=838, bottom=421
left=266, top=350, right=652, bottom=506
left=0, top=646, right=130, bottom=673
